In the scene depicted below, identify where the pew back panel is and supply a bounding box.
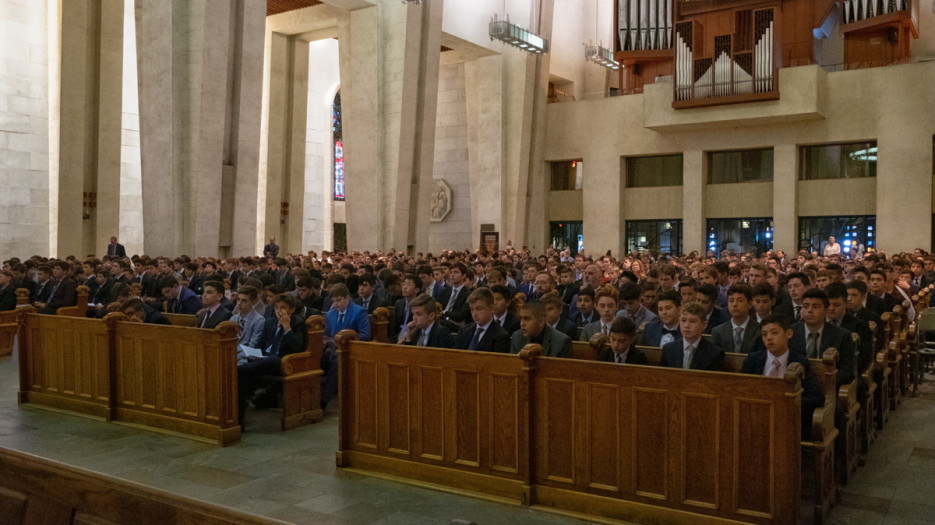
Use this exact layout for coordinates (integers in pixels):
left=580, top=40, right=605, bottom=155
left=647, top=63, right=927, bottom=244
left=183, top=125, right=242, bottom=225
left=164, top=313, right=199, bottom=327
left=532, top=357, right=802, bottom=525
left=337, top=333, right=534, bottom=501
left=0, top=309, right=17, bottom=357
left=111, top=321, right=241, bottom=445
left=18, top=310, right=116, bottom=419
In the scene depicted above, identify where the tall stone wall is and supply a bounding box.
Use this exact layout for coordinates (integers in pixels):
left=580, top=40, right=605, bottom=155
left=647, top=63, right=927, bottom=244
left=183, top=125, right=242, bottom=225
left=0, top=0, right=50, bottom=258
left=119, top=0, right=143, bottom=256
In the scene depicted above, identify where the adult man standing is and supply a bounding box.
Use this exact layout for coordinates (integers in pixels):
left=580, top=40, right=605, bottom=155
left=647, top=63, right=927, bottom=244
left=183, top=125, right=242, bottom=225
left=264, top=236, right=280, bottom=258
left=823, top=236, right=841, bottom=256
left=106, top=236, right=126, bottom=257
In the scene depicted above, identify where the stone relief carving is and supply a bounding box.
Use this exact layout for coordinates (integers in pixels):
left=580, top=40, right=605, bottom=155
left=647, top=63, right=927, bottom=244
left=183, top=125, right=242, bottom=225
left=431, top=179, right=452, bottom=222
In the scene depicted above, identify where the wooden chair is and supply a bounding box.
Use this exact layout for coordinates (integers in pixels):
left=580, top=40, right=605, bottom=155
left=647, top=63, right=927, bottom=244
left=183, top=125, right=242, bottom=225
left=56, top=285, right=90, bottom=317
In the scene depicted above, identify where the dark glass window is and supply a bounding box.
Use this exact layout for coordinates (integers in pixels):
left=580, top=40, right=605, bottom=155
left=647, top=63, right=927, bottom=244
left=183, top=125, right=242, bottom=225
left=625, top=155, right=683, bottom=188
left=550, top=221, right=583, bottom=255
left=800, top=141, right=877, bottom=180
left=707, top=218, right=773, bottom=256
left=550, top=161, right=583, bottom=190
left=708, top=148, right=773, bottom=184
left=626, top=220, right=683, bottom=255
left=799, top=216, right=875, bottom=255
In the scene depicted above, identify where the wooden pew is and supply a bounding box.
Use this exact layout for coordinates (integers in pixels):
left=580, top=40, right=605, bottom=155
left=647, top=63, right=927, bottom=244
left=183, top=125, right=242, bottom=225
left=55, top=285, right=89, bottom=317
left=164, top=313, right=199, bottom=327
left=16, top=288, right=30, bottom=306
left=279, top=315, right=326, bottom=430
left=17, top=309, right=242, bottom=445
left=0, top=447, right=288, bottom=525
left=0, top=309, right=17, bottom=357
left=369, top=306, right=391, bottom=343
left=336, top=333, right=806, bottom=525
left=881, top=312, right=902, bottom=410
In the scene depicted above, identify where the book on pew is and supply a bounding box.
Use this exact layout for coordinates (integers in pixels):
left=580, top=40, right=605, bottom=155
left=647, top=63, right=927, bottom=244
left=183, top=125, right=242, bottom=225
left=237, top=345, right=263, bottom=364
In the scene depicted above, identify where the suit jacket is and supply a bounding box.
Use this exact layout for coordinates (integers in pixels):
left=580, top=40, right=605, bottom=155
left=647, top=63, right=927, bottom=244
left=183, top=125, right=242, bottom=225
left=258, top=316, right=306, bottom=359
left=166, top=286, right=202, bottom=315
left=517, top=281, right=536, bottom=299
left=640, top=319, right=680, bottom=348
left=597, top=346, right=649, bottom=365
left=455, top=322, right=511, bottom=353
left=438, top=285, right=471, bottom=323
left=354, top=294, right=385, bottom=315
left=277, top=270, right=295, bottom=291
left=196, top=305, right=233, bottom=330
left=710, top=318, right=765, bottom=354
left=88, top=280, right=114, bottom=305
left=660, top=338, right=724, bottom=371
left=34, top=279, right=52, bottom=303
left=741, top=349, right=824, bottom=438
left=494, top=311, right=521, bottom=336
left=852, top=306, right=881, bottom=325
left=0, top=284, right=15, bottom=311
left=143, top=306, right=170, bottom=325
left=187, top=274, right=205, bottom=295
left=571, top=309, right=599, bottom=328
left=263, top=243, right=280, bottom=257
left=394, top=298, right=412, bottom=338
left=106, top=243, right=126, bottom=257
left=551, top=318, right=578, bottom=340
left=46, top=278, right=77, bottom=311
left=231, top=308, right=266, bottom=348
left=16, top=278, right=36, bottom=302
left=325, top=301, right=371, bottom=341
left=620, top=306, right=657, bottom=328
left=790, top=322, right=856, bottom=387
left=838, top=314, right=874, bottom=374
left=865, top=294, right=890, bottom=316
left=510, top=325, right=572, bottom=358
left=404, top=322, right=455, bottom=349
left=704, top=308, right=729, bottom=335
left=580, top=320, right=614, bottom=342
left=428, top=282, right=450, bottom=302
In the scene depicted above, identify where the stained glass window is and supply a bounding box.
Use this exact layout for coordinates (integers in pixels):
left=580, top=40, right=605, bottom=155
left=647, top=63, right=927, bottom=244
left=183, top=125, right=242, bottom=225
left=333, top=91, right=345, bottom=201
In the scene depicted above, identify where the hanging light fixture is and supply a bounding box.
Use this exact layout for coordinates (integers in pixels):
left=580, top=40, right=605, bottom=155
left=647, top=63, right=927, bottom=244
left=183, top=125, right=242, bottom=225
left=489, top=13, right=549, bottom=54
left=584, top=43, right=620, bottom=70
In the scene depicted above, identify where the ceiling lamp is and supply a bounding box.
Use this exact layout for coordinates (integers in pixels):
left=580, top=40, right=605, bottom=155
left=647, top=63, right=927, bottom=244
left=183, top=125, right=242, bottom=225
left=584, top=43, right=620, bottom=70
left=489, top=14, right=549, bottom=55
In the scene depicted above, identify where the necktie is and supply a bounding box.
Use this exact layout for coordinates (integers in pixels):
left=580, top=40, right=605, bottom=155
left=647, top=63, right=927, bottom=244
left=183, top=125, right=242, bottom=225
left=469, top=327, right=484, bottom=350
left=733, top=326, right=744, bottom=351
left=238, top=318, right=246, bottom=341
left=446, top=289, right=459, bottom=311
left=794, top=305, right=802, bottom=320
left=363, top=299, right=369, bottom=312
left=271, top=326, right=283, bottom=356
left=602, top=324, right=609, bottom=336
left=662, top=328, right=678, bottom=337
left=419, top=330, right=429, bottom=347
left=769, top=358, right=782, bottom=378
left=806, top=332, right=819, bottom=358
left=201, top=310, right=209, bottom=328
left=338, top=311, right=345, bottom=329
left=615, top=352, right=624, bottom=364
left=683, top=344, right=695, bottom=370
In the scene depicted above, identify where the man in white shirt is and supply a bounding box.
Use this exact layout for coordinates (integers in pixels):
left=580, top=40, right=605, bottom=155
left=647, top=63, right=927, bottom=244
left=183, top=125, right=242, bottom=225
left=823, top=236, right=841, bottom=256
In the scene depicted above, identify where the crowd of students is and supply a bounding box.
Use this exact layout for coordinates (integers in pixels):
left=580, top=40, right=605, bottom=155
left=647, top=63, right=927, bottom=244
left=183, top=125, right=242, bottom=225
left=2, top=244, right=931, bottom=430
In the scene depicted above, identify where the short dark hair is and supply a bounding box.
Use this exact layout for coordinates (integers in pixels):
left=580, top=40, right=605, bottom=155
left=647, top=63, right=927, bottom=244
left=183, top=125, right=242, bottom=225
left=203, top=281, right=224, bottom=295
left=824, top=282, right=847, bottom=301
left=490, top=284, right=512, bottom=301
left=619, top=282, right=642, bottom=301
left=577, top=287, right=595, bottom=300
left=159, top=275, right=180, bottom=291
left=787, top=272, right=810, bottom=287
left=411, top=293, right=437, bottom=314
left=657, top=290, right=681, bottom=308
left=521, top=301, right=545, bottom=319
left=846, top=280, right=868, bottom=296
left=727, top=283, right=753, bottom=301
left=237, top=285, right=258, bottom=302
left=697, top=283, right=718, bottom=302
left=359, top=273, right=376, bottom=286
left=760, top=313, right=792, bottom=331
left=609, top=316, right=636, bottom=337
left=802, top=288, right=829, bottom=307
left=752, top=283, right=774, bottom=299
left=329, top=283, right=350, bottom=299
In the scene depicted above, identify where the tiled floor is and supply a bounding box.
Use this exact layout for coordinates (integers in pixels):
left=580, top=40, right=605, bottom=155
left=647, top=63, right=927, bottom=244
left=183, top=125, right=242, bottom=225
left=3, top=350, right=935, bottom=525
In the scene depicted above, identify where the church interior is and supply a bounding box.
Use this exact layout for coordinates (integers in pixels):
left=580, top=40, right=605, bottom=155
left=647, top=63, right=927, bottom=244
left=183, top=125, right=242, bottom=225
left=3, top=0, right=935, bottom=523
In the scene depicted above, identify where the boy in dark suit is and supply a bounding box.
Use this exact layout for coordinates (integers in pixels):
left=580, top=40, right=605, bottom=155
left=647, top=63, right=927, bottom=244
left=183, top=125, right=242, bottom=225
left=571, top=287, right=598, bottom=327
left=741, top=314, right=824, bottom=438
left=454, top=288, right=510, bottom=353
left=437, top=263, right=471, bottom=324
left=660, top=302, right=724, bottom=371
left=640, top=291, right=681, bottom=347
left=541, top=293, right=577, bottom=340
left=509, top=301, right=572, bottom=358
left=403, top=293, right=455, bottom=349
left=598, top=317, right=648, bottom=365
left=195, top=282, right=232, bottom=329
left=791, top=288, right=857, bottom=387
left=696, top=283, right=728, bottom=335
left=490, top=285, right=521, bottom=336
left=710, top=283, right=765, bottom=354
left=0, top=270, right=16, bottom=311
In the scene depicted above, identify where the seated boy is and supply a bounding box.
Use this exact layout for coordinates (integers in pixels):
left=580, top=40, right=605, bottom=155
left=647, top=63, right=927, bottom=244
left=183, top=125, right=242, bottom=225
left=617, top=281, right=657, bottom=327
left=741, top=314, right=824, bottom=439
left=695, top=283, right=728, bottom=334
left=640, top=291, right=681, bottom=347
left=660, top=302, right=724, bottom=371
left=510, top=302, right=572, bottom=358
left=598, top=317, right=648, bottom=365
left=455, top=288, right=511, bottom=353
left=490, top=284, right=521, bottom=335
left=710, top=283, right=765, bottom=354
left=403, top=293, right=456, bottom=349
left=581, top=286, right=619, bottom=341
left=751, top=283, right=774, bottom=324
left=571, top=287, right=598, bottom=327
left=541, top=293, right=577, bottom=340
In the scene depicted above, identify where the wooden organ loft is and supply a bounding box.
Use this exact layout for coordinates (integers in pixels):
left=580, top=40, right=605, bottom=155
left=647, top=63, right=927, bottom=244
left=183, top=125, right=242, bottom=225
left=615, top=0, right=920, bottom=108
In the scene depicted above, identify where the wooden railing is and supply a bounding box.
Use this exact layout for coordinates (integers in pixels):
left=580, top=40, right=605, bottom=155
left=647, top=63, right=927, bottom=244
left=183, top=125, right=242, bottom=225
left=56, top=285, right=90, bottom=317
left=0, top=447, right=289, bottom=525
left=336, top=332, right=804, bottom=524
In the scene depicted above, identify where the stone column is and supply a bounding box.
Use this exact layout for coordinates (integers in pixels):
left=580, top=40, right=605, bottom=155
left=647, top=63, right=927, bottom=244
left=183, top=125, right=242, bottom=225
left=339, top=1, right=443, bottom=254
left=772, top=144, right=797, bottom=254
left=57, top=0, right=124, bottom=258
left=264, top=34, right=308, bottom=256
left=465, top=55, right=503, bottom=250
left=682, top=150, right=705, bottom=254
left=582, top=150, right=622, bottom=256
left=135, top=0, right=264, bottom=257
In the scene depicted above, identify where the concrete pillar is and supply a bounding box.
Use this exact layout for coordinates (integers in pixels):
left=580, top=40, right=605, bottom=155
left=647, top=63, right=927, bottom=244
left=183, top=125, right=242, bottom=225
left=57, top=0, right=124, bottom=257
left=682, top=150, right=705, bottom=254
left=772, top=144, right=797, bottom=254
left=465, top=55, right=503, bottom=250
left=264, top=34, right=308, bottom=256
left=583, top=150, right=623, bottom=257
left=135, top=0, right=264, bottom=257
left=339, top=1, right=442, bottom=254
